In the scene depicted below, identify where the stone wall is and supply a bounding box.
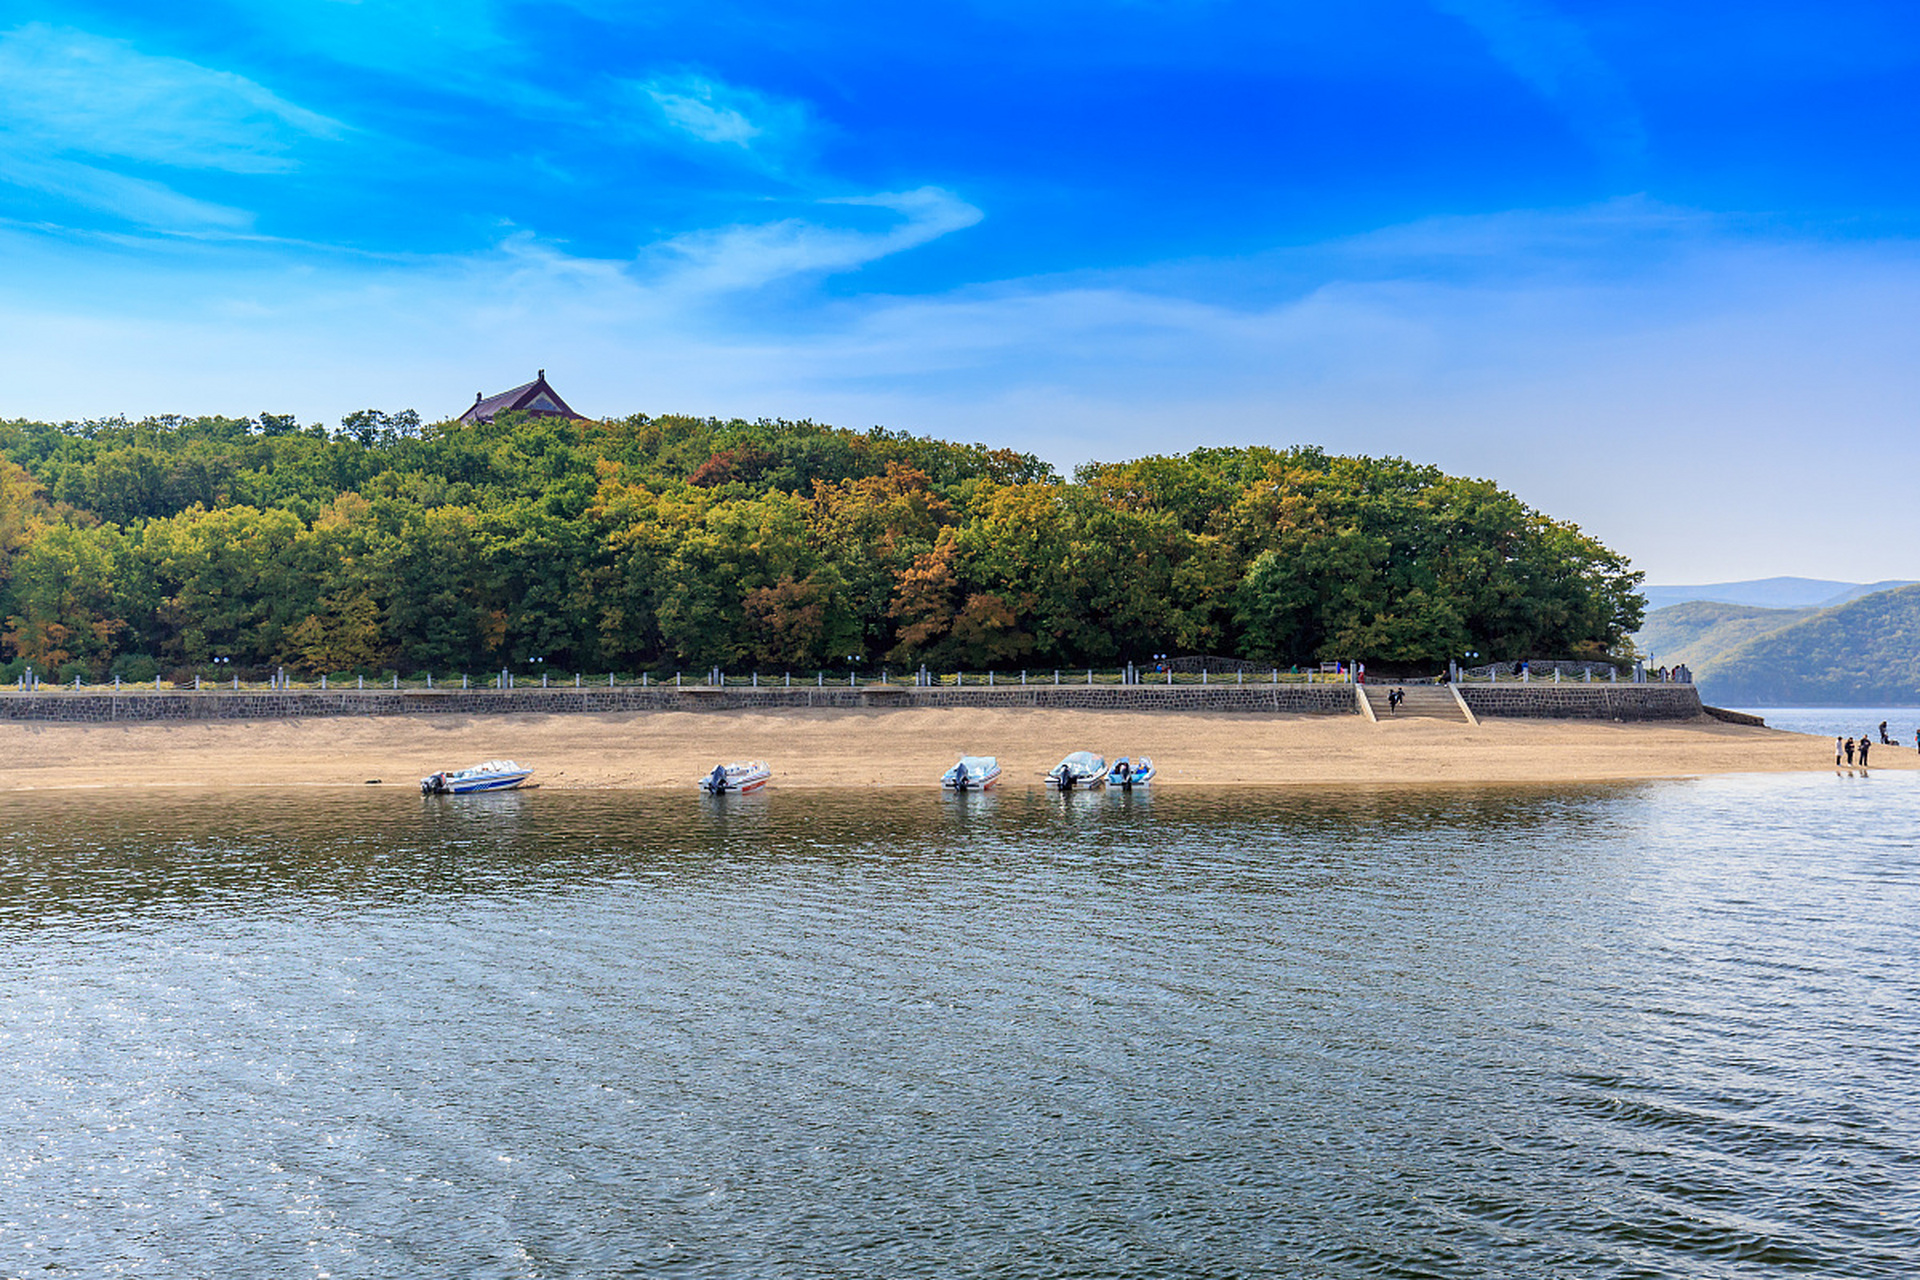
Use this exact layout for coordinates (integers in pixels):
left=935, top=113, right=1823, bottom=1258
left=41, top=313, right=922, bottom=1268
left=1456, top=684, right=1703, bottom=721
left=0, top=683, right=1709, bottom=723
left=0, top=683, right=1363, bottom=722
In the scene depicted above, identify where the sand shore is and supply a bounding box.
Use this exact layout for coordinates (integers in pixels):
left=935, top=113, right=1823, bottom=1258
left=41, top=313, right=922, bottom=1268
left=0, top=708, right=1896, bottom=792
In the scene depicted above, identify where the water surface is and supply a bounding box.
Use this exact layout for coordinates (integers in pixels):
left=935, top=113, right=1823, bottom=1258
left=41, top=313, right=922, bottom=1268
left=2, top=780, right=1915, bottom=1277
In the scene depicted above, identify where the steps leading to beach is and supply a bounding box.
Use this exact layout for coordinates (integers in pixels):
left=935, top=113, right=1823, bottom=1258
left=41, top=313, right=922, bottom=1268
left=1362, top=685, right=1471, bottom=723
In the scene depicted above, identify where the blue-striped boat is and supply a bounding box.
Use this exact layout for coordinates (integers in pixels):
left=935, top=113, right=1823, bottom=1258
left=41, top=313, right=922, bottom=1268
left=421, top=759, right=533, bottom=795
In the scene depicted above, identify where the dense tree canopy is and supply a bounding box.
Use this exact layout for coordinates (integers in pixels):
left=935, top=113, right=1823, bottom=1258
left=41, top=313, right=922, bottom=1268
left=0, top=411, right=1643, bottom=681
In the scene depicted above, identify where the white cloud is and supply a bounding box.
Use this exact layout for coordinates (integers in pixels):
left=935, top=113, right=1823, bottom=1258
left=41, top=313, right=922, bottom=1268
left=648, top=187, right=984, bottom=290
left=643, top=76, right=764, bottom=147
left=0, top=24, right=341, bottom=173
left=3, top=202, right=1919, bottom=583
left=0, top=151, right=253, bottom=230
left=621, top=70, right=817, bottom=171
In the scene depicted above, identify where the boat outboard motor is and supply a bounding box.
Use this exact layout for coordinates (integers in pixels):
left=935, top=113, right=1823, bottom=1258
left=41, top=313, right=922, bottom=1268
left=954, top=762, right=969, bottom=789
left=1113, top=761, right=1131, bottom=789
left=706, top=765, right=728, bottom=794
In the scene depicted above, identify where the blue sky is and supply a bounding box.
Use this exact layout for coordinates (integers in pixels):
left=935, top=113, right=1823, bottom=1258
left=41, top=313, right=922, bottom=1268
left=3, top=1, right=1919, bottom=582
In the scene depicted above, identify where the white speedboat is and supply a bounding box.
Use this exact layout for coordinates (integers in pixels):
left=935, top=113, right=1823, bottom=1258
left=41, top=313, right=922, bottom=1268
left=701, top=761, right=772, bottom=794
left=1107, top=755, right=1155, bottom=789
left=1045, top=751, right=1109, bottom=790
left=422, top=759, right=533, bottom=794
left=941, top=756, right=1002, bottom=790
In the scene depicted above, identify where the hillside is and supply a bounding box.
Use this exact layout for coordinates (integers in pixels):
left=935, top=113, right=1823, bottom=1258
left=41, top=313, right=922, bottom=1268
left=0, top=412, right=1644, bottom=680
left=1641, top=577, right=1915, bottom=610
left=1635, top=600, right=1813, bottom=672
left=1695, top=585, right=1920, bottom=705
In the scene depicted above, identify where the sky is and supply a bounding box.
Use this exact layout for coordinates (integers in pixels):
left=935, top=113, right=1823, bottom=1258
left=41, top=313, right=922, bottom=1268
left=2, top=1, right=1919, bottom=583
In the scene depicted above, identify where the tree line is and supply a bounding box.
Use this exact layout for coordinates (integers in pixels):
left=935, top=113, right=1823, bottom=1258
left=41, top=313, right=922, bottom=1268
left=0, top=409, right=1644, bottom=682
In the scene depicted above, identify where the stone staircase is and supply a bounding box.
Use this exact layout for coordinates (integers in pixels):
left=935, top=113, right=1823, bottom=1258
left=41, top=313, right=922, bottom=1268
left=1361, top=684, right=1472, bottom=723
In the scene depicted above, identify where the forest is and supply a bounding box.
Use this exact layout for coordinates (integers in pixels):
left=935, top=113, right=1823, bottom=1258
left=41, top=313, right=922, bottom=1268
left=0, top=409, right=1644, bottom=683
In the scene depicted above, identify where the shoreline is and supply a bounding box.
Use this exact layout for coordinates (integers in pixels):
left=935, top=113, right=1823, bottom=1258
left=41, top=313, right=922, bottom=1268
left=0, top=707, right=1900, bottom=792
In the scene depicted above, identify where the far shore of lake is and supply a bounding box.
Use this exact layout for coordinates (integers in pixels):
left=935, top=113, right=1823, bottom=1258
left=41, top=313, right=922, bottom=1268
left=0, top=707, right=1897, bottom=792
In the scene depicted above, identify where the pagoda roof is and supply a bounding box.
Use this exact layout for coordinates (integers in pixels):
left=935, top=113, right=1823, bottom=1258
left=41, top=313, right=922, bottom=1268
left=457, top=370, right=586, bottom=423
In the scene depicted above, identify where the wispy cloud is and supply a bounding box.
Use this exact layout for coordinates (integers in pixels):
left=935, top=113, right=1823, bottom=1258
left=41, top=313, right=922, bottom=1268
left=648, top=187, right=984, bottom=290
left=641, top=73, right=779, bottom=147
left=5, top=201, right=1919, bottom=584
left=1430, top=0, right=1645, bottom=164
left=0, top=23, right=341, bottom=173
left=0, top=151, right=253, bottom=230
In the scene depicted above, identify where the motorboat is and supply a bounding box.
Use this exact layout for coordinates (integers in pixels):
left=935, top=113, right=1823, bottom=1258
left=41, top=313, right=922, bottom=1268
left=421, top=759, right=533, bottom=794
left=701, top=761, right=772, bottom=794
left=1045, top=751, right=1109, bottom=790
left=1107, top=755, right=1155, bottom=789
left=941, top=756, right=1002, bottom=790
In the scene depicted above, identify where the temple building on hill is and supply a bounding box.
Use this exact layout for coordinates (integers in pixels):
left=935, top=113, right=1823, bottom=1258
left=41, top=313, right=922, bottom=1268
left=456, top=370, right=587, bottom=423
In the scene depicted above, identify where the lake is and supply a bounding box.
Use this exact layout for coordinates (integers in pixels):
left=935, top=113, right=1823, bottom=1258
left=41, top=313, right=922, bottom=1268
left=2, top=778, right=1915, bottom=1278
left=1736, top=705, right=1920, bottom=746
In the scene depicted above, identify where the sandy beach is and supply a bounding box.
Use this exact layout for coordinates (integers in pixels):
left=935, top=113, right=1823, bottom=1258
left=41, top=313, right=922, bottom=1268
left=0, top=708, right=1897, bottom=791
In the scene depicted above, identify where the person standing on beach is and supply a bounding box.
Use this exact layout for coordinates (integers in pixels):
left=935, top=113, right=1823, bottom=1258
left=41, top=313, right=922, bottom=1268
left=1859, top=736, right=1872, bottom=769
left=1845, top=737, right=1855, bottom=766
left=1837, top=736, right=1845, bottom=767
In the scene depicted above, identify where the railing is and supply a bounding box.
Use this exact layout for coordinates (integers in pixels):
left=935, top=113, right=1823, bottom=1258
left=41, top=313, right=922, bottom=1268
left=1454, top=663, right=1687, bottom=684
left=5, top=664, right=1367, bottom=694
left=7, top=660, right=1671, bottom=693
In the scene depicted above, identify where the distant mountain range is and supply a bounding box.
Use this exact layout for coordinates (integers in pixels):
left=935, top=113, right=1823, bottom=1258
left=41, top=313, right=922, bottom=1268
left=1636, top=581, right=1920, bottom=705
left=1640, top=577, right=1917, bottom=611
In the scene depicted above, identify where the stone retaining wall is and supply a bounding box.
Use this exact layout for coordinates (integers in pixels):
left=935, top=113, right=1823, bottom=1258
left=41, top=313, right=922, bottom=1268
left=1456, top=684, right=1703, bottom=720
left=0, top=683, right=1708, bottom=723
left=0, top=684, right=1362, bottom=722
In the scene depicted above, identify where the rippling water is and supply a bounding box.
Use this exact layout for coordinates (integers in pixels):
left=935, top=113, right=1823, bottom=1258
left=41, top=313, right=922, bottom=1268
left=2, top=779, right=1915, bottom=1277
left=1736, top=705, right=1920, bottom=745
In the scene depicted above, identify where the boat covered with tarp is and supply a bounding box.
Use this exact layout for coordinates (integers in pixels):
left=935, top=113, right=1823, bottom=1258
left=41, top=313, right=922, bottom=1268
left=1045, top=751, right=1109, bottom=790
left=701, top=761, right=772, bottom=794
left=422, top=760, right=533, bottom=794
left=941, top=756, right=1002, bottom=790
